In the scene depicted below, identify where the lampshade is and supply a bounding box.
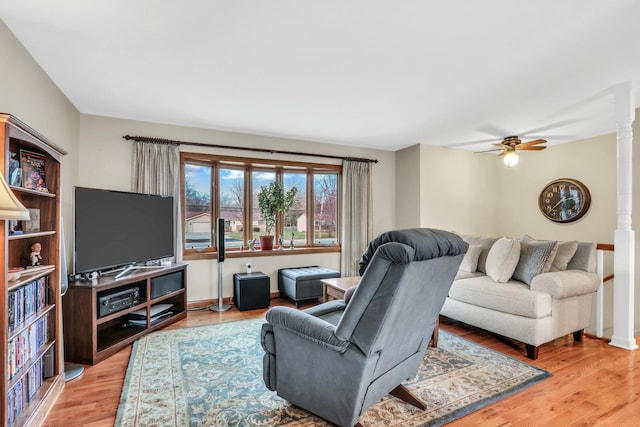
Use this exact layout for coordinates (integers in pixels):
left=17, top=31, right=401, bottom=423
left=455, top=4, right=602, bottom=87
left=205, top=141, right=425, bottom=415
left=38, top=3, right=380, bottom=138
left=0, top=172, right=30, bottom=220
left=503, top=151, right=519, bottom=168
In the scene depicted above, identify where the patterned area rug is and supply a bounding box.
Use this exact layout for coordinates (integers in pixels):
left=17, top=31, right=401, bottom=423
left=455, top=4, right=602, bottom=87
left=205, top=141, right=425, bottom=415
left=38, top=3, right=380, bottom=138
left=116, top=318, right=550, bottom=426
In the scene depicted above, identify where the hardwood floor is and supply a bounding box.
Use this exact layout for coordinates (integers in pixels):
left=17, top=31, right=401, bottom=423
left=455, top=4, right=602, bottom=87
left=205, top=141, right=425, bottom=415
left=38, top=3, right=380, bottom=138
left=44, top=298, right=640, bottom=426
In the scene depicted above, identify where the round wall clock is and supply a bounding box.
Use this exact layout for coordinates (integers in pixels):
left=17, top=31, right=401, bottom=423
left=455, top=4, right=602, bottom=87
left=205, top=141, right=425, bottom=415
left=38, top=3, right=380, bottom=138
left=538, top=178, right=591, bottom=223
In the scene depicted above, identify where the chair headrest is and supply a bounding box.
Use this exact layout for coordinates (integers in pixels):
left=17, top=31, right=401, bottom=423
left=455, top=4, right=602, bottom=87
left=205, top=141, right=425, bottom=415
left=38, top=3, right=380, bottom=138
left=358, top=228, right=468, bottom=276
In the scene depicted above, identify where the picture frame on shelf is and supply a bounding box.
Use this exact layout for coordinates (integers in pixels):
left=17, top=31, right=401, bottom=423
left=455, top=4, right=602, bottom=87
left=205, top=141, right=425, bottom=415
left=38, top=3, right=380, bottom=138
left=20, top=149, right=48, bottom=192
left=23, top=208, right=41, bottom=233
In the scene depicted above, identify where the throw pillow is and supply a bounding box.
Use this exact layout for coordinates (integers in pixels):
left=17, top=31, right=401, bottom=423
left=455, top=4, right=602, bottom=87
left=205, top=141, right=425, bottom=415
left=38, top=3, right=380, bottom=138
left=457, top=234, right=499, bottom=274
left=521, top=234, right=558, bottom=273
left=485, top=237, right=521, bottom=283
left=550, top=240, right=579, bottom=271
left=512, top=239, right=558, bottom=285
left=459, top=244, right=483, bottom=273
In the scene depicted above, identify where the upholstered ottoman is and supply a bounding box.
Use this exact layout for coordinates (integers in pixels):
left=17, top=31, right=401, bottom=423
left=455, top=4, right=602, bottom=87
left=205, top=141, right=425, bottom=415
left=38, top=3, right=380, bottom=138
left=278, top=266, right=340, bottom=307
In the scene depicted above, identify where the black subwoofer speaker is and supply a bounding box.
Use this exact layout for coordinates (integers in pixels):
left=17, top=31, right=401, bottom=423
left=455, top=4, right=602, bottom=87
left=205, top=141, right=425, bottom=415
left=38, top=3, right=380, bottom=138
left=233, top=272, right=270, bottom=311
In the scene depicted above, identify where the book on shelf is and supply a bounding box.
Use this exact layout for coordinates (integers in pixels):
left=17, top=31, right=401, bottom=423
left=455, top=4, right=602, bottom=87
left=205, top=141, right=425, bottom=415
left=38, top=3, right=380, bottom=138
left=8, top=151, right=21, bottom=187
left=19, top=149, right=48, bottom=192
left=8, top=276, right=49, bottom=334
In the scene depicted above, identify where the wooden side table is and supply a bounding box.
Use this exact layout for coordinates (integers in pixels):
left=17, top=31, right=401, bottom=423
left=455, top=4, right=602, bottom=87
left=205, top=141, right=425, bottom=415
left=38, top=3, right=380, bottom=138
left=321, top=276, right=361, bottom=302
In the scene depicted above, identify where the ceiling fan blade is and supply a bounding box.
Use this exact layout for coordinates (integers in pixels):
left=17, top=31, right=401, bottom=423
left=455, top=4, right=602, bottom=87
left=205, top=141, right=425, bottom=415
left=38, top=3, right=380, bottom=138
left=492, top=143, right=509, bottom=148
left=498, top=150, right=509, bottom=157
left=516, top=145, right=546, bottom=151
left=474, top=148, right=503, bottom=153
left=520, top=139, right=547, bottom=147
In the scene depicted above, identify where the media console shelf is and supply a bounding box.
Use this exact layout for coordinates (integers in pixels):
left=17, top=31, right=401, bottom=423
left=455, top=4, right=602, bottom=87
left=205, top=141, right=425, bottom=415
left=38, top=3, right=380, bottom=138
left=62, top=263, right=187, bottom=365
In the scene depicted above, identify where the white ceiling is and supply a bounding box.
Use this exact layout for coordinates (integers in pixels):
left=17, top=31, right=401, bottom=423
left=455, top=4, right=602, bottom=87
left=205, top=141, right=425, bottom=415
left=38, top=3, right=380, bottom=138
left=1, top=0, right=640, bottom=151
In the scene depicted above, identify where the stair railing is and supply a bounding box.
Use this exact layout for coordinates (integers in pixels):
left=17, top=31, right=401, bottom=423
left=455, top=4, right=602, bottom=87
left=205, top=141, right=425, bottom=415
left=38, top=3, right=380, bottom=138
left=595, top=243, right=614, bottom=338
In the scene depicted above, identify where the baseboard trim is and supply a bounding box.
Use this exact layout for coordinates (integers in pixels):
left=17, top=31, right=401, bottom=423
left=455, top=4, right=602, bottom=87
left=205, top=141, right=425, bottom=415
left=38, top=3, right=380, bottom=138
left=187, top=292, right=281, bottom=310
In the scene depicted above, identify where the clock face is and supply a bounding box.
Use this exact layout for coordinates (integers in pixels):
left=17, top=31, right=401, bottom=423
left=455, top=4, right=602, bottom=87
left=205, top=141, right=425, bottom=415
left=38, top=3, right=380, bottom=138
left=538, top=179, right=591, bottom=223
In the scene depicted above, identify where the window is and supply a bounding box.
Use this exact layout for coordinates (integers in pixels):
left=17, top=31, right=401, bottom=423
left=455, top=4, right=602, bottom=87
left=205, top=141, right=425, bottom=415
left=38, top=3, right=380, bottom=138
left=219, top=167, right=244, bottom=249
left=313, top=173, right=338, bottom=244
left=181, top=153, right=340, bottom=257
left=251, top=170, right=276, bottom=242
left=284, top=172, right=306, bottom=246
left=184, top=163, right=212, bottom=250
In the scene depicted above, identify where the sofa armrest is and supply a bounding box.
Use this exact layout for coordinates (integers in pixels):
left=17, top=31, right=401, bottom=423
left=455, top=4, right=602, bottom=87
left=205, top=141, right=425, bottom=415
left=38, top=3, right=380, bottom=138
left=529, top=269, right=599, bottom=299
left=265, top=306, right=350, bottom=352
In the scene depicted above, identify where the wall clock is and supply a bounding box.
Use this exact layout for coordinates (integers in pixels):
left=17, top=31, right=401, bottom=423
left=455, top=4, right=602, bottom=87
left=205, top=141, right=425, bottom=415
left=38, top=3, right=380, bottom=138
left=538, top=178, right=591, bottom=223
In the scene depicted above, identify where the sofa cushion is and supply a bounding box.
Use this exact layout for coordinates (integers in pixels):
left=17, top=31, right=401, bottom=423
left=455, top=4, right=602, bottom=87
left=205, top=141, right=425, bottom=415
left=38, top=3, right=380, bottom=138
left=454, top=270, right=484, bottom=280
left=522, top=234, right=578, bottom=272
left=459, top=244, right=483, bottom=273
left=550, top=241, right=579, bottom=271
left=567, top=242, right=597, bottom=273
left=448, top=275, right=552, bottom=319
left=521, top=234, right=557, bottom=273
left=485, top=237, right=520, bottom=283
left=512, top=239, right=558, bottom=285
left=457, top=234, right=498, bottom=274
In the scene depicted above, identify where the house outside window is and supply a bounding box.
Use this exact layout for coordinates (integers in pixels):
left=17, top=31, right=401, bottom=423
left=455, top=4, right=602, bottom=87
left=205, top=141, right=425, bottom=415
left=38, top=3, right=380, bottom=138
left=181, top=153, right=340, bottom=258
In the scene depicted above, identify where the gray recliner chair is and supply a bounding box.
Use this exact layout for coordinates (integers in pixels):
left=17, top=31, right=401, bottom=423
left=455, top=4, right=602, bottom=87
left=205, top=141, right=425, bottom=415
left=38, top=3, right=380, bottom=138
left=260, top=228, right=467, bottom=427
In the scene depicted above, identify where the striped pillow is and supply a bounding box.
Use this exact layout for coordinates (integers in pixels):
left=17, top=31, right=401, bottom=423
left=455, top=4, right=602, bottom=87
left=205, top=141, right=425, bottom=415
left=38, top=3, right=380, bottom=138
left=512, top=240, right=558, bottom=285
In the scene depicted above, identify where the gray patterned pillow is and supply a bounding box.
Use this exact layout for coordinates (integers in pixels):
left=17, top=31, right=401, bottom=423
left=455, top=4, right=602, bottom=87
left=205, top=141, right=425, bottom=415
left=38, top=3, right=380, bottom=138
left=521, top=234, right=558, bottom=273
left=512, top=240, right=558, bottom=285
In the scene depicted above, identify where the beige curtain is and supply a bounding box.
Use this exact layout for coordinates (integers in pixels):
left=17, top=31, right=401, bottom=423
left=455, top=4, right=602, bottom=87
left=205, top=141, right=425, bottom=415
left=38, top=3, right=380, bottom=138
left=341, top=160, right=372, bottom=276
left=131, top=141, right=182, bottom=262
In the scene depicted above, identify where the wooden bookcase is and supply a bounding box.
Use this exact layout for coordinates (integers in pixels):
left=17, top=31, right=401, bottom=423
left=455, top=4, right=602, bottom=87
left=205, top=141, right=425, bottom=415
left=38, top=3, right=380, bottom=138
left=62, top=264, right=187, bottom=365
left=1, top=114, right=67, bottom=426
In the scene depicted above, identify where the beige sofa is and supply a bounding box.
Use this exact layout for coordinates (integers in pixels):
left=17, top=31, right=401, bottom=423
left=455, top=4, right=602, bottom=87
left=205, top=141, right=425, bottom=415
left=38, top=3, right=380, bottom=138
left=440, top=234, right=600, bottom=359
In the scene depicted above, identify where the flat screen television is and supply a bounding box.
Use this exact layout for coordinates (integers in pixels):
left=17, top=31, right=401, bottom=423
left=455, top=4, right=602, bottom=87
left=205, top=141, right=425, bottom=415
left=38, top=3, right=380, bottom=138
left=73, top=187, right=175, bottom=275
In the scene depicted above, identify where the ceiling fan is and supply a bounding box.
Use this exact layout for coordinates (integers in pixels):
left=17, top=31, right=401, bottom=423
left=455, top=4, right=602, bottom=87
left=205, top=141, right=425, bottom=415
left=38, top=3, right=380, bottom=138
left=477, top=136, right=547, bottom=167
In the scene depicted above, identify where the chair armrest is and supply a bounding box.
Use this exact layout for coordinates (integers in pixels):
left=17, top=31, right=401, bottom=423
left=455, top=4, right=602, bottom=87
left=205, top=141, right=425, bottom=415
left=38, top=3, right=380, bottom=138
left=265, top=306, right=350, bottom=352
left=303, top=300, right=347, bottom=317
left=529, top=270, right=600, bottom=299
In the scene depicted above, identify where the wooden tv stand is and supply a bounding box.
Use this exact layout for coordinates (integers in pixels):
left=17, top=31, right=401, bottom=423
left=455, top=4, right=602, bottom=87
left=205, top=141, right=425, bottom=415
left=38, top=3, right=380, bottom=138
left=62, top=263, right=187, bottom=365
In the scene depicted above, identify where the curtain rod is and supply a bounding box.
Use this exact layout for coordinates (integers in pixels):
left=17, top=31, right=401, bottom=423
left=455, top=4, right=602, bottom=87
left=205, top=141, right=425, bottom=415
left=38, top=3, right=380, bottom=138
left=122, top=135, right=378, bottom=164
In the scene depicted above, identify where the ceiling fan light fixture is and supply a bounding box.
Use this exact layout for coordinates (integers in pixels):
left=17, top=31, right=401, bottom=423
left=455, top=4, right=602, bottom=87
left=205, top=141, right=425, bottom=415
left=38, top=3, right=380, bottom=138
left=503, top=151, right=519, bottom=167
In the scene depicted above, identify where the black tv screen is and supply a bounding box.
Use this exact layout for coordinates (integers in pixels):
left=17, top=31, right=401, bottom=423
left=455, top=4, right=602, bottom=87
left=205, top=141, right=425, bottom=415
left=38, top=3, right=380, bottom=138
left=74, top=187, right=175, bottom=274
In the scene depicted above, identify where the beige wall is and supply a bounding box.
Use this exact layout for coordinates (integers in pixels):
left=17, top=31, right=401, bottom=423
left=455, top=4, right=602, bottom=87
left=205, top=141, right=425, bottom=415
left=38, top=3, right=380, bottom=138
left=0, top=20, right=80, bottom=266
left=419, top=144, right=499, bottom=235
left=78, top=114, right=396, bottom=302
left=395, top=145, right=421, bottom=228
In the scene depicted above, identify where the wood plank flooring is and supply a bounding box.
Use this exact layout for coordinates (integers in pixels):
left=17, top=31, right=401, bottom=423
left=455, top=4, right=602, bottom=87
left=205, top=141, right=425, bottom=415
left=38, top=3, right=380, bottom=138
left=44, top=299, right=640, bottom=426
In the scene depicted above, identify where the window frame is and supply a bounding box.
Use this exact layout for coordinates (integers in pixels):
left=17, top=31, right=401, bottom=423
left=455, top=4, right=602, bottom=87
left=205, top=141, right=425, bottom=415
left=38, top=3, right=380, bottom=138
left=181, top=152, right=341, bottom=260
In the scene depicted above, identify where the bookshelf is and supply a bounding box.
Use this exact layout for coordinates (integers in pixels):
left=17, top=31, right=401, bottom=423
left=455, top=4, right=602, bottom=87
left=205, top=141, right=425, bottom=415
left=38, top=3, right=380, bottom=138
left=1, top=114, right=66, bottom=426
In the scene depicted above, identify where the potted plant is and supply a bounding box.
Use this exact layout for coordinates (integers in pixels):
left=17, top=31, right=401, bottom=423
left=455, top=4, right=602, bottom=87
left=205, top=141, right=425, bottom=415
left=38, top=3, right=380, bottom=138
left=257, top=181, right=298, bottom=250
